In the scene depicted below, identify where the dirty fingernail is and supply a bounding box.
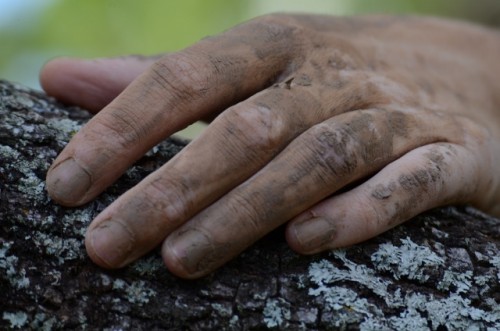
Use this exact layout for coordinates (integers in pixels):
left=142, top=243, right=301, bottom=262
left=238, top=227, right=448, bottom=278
left=292, top=217, right=337, bottom=253
left=88, top=220, right=134, bottom=268
left=165, top=229, right=214, bottom=277
left=46, top=158, right=91, bottom=205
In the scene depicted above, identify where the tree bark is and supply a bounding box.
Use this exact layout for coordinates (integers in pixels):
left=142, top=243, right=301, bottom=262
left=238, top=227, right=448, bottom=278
left=0, top=79, right=499, bottom=330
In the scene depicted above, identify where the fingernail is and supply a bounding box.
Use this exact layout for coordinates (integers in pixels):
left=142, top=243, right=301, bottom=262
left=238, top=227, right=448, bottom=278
left=166, top=229, right=214, bottom=276
left=88, top=220, right=134, bottom=268
left=292, top=217, right=337, bottom=253
left=47, top=158, right=91, bottom=205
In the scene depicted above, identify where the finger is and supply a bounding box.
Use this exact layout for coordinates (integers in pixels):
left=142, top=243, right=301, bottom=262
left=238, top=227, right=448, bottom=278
left=40, top=55, right=160, bottom=112
left=286, top=140, right=491, bottom=254
left=83, top=74, right=371, bottom=270
left=161, top=108, right=466, bottom=278
left=46, top=17, right=305, bottom=206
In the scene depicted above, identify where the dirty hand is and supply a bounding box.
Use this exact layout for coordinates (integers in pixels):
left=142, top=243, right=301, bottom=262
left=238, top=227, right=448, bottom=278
left=42, top=14, right=500, bottom=278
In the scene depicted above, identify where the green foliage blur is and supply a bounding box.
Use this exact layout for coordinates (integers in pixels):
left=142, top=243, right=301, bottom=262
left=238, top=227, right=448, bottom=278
left=2, top=0, right=500, bottom=88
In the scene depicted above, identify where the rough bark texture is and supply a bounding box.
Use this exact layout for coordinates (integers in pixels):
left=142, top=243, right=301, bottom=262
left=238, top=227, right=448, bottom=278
left=1, top=79, right=499, bottom=330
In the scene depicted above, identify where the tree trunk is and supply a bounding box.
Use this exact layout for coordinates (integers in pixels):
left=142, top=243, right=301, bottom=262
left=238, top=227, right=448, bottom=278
left=1, top=79, right=499, bottom=330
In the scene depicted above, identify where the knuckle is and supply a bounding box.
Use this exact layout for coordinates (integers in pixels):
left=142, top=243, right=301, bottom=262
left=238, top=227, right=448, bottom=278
left=361, top=200, right=384, bottom=230
left=349, top=191, right=386, bottom=233
left=213, top=13, right=306, bottom=68
left=251, top=13, right=297, bottom=31
left=455, top=115, right=491, bottom=146
left=141, top=177, right=190, bottom=227
left=225, top=103, right=286, bottom=152
left=398, top=167, right=439, bottom=193
left=230, top=192, right=263, bottom=232
left=149, top=53, right=211, bottom=101
left=90, top=106, right=146, bottom=149
left=306, top=123, right=359, bottom=179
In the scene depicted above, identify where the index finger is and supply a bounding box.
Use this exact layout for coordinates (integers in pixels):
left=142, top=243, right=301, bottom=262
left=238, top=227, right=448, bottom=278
left=46, top=15, right=303, bottom=206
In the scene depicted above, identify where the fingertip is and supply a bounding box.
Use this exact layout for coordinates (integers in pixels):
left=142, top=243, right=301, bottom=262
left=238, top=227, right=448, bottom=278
left=40, top=57, right=105, bottom=112
left=85, top=228, right=114, bottom=269
left=39, top=57, right=64, bottom=96
left=39, top=57, right=83, bottom=97
left=84, top=218, right=135, bottom=269
left=162, top=239, right=204, bottom=280
left=45, top=157, right=91, bottom=206
left=286, top=216, right=339, bottom=255
left=162, top=227, right=220, bottom=279
left=285, top=223, right=307, bottom=254
left=39, top=55, right=154, bottom=112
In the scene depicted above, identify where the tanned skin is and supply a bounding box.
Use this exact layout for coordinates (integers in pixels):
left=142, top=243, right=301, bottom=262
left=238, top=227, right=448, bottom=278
left=41, top=15, right=500, bottom=278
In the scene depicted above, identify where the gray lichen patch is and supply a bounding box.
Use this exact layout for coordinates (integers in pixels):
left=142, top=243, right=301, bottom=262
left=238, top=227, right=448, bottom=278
left=0, top=242, right=30, bottom=289
left=124, top=280, right=157, bottom=305
left=2, top=311, right=28, bottom=329
left=371, top=237, right=444, bottom=282
left=438, top=269, right=473, bottom=294
left=111, top=278, right=157, bottom=304
left=263, top=298, right=291, bottom=328
left=0, top=142, right=51, bottom=206
left=130, top=254, right=165, bottom=276
left=490, top=256, right=500, bottom=281
left=306, top=239, right=500, bottom=330
left=32, top=231, right=85, bottom=264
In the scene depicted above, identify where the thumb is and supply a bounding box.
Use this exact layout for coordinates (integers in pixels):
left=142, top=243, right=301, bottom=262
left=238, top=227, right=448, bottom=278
left=40, top=55, right=162, bottom=113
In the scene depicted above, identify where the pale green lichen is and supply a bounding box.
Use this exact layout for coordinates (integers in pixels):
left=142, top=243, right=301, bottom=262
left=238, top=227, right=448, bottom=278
left=29, top=313, right=58, bottom=331
left=46, top=117, right=81, bottom=143
left=130, top=255, right=165, bottom=276
left=437, top=270, right=472, bottom=294
left=2, top=311, right=28, bottom=329
left=490, top=256, right=500, bottom=280
left=100, top=274, right=112, bottom=287
left=307, top=245, right=500, bottom=330
left=296, top=274, right=306, bottom=289
left=60, top=209, right=93, bottom=237
left=263, top=298, right=291, bottom=328
left=0, top=144, right=20, bottom=159
left=308, top=259, right=386, bottom=326
left=311, top=285, right=382, bottom=317
left=228, top=315, right=240, bottom=329
left=123, top=280, right=157, bottom=305
left=474, top=274, right=491, bottom=287
left=211, top=303, right=233, bottom=318
left=32, top=231, right=84, bottom=264
left=112, top=278, right=127, bottom=290
left=320, top=250, right=390, bottom=299
left=386, top=309, right=429, bottom=331
left=17, top=176, right=46, bottom=202
left=0, top=144, right=50, bottom=205
left=0, top=242, right=30, bottom=289
left=424, top=294, right=490, bottom=330
left=371, top=237, right=444, bottom=282
left=14, top=93, right=35, bottom=109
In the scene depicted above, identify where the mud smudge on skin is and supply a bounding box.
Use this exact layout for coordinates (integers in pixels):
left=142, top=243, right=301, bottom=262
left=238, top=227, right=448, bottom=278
left=314, top=129, right=359, bottom=178
left=398, top=169, right=432, bottom=191
left=371, top=181, right=397, bottom=200
left=388, top=111, right=410, bottom=138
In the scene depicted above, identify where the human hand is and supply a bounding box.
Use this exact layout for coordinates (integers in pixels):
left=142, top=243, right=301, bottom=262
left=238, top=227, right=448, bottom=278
left=42, top=14, right=500, bottom=278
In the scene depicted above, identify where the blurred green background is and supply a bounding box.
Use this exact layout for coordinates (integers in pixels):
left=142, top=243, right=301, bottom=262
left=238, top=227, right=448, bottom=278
left=2, top=0, right=499, bottom=137
left=2, top=0, right=500, bottom=89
